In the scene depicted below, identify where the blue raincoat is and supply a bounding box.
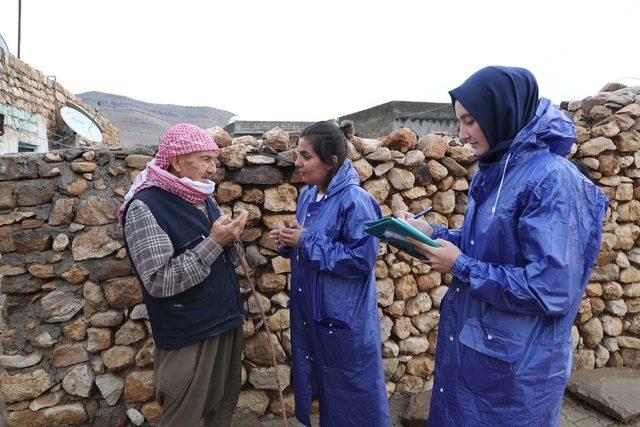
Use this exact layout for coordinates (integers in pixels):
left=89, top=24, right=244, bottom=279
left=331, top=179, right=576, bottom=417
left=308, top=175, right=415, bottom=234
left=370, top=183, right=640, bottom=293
left=427, top=97, right=609, bottom=426
left=280, top=159, right=390, bottom=426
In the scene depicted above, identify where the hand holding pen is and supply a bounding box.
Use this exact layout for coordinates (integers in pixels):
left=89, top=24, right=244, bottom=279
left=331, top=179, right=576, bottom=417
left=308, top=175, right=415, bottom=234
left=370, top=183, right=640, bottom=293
left=396, top=208, right=435, bottom=237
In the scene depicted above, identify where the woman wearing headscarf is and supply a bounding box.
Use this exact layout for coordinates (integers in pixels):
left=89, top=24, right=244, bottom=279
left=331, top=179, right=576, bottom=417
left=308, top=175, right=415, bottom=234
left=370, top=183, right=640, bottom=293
left=270, top=121, right=390, bottom=426
left=398, top=66, right=609, bottom=425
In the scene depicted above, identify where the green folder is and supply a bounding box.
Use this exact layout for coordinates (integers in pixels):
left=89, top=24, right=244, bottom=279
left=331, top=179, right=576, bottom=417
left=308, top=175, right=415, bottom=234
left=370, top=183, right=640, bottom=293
left=364, top=217, right=440, bottom=259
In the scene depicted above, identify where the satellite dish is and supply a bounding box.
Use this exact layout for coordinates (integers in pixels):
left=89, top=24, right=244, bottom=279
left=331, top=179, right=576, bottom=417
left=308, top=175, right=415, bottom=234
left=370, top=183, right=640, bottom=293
left=59, top=102, right=103, bottom=143
left=226, top=115, right=240, bottom=125
left=0, top=33, right=9, bottom=56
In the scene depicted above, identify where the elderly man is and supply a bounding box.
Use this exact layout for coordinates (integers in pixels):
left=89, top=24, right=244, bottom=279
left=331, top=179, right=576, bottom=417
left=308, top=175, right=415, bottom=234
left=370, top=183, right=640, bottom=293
left=120, top=123, right=248, bottom=426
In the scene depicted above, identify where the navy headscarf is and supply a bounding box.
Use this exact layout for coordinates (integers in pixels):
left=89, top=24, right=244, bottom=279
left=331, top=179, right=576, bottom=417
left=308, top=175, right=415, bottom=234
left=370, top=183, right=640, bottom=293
left=449, top=66, right=539, bottom=164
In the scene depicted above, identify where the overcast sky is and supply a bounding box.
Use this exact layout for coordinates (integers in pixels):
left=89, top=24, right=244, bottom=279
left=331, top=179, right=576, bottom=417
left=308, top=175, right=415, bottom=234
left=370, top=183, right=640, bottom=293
left=1, top=0, right=639, bottom=121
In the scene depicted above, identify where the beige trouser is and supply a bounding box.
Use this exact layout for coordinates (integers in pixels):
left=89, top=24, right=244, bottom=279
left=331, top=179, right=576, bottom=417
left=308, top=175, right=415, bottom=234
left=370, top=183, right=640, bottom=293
left=154, top=326, right=243, bottom=427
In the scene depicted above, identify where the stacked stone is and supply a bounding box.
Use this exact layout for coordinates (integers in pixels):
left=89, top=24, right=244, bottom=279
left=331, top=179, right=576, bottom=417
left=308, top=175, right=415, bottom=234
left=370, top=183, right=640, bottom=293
left=0, top=52, right=119, bottom=147
left=0, top=147, right=161, bottom=426
left=562, top=84, right=640, bottom=371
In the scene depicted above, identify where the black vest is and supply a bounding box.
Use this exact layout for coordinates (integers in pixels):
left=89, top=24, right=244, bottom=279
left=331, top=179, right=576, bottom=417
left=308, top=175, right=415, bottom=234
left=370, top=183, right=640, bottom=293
left=122, top=187, right=244, bottom=349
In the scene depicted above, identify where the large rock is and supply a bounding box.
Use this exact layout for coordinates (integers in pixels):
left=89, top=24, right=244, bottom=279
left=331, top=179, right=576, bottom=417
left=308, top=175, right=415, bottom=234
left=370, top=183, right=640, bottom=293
left=71, top=226, right=122, bottom=261
left=216, top=182, right=243, bottom=203
left=218, top=145, right=247, bottom=169
left=236, top=389, right=270, bottom=416
left=40, top=290, right=85, bottom=323
left=262, top=127, right=290, bottom=152
left=230, top=166, right=284, bottom=185
left=399, top=336, right=429, bottom=355
left=15, top=181, right=56, bottom=206
left=124, top=154, right=153, bottom=170
left=49, top=198, right=75, bottom=226
left=51, top=343, right=89, bottom=367
left=0, top=352, right=43, bottom=369
left=103, top=277, right=143, bottom=309
left=264, top=184, right=297, bottom=212
left=267, top=309, right=290, bottom=332
left=87, top=327, right=113, bottom=353
left=418, top=134, right=448, bottom=159
left=124, top=370, right=154, bottom=402
left=141, top=401, right=163, bottom=423
left=248, top=365, right=290, bottom=391
left=377, top=278, right=395, bottom=307
left=578, top=137, right=616, bottom=157
left=83, top=281, right=109, bottom=311
left=394, top=275, right=418, bottom=300
left=89, top=310, right=124, bottom=327
left=63, top=364, right=95, bottom=397
left=567, top=367, right=640, bottom=422
left=75, top=195, right=119, bottom=225
left=580, top=317, right=603, bottom=348
left=101, top=346, right=135, bottom=371
left=60, top=264, right=90, bottom=285
left=0, top=369, right=55, bottom=403
left=382, top=128, right=418, bottom=152
left=95, top=373, right=124, bottom=406
left=42, top=402, right=88, bottom=425
left=244, top=332, right=286, bottom=365
left=387, top=168, right=415, bottom=190
left=29, top=389, right=64, bottom=411
left=206, top=126, right=232, bottom=148
left=363, top=178, right=390, bottom=204
left=115, top=320, right=146, bottom=345
left=401, top=388, right=432, bottom=427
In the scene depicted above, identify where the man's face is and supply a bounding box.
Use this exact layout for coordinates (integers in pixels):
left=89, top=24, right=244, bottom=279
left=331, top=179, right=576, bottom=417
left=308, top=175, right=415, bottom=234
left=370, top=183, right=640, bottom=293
left=170, top=150, right=218, bottom=183
left=454, top=101, right=490, bottom=157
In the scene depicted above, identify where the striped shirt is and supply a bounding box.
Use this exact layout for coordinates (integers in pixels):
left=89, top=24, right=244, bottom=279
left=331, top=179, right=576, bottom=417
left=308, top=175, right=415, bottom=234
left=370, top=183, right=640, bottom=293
left=123, top=197, right=241, bottom=298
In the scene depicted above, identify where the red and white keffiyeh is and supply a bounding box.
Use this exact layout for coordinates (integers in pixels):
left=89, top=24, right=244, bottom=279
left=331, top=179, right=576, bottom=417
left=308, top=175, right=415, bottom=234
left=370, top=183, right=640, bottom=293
left=118, top=123, right=220, bottom=222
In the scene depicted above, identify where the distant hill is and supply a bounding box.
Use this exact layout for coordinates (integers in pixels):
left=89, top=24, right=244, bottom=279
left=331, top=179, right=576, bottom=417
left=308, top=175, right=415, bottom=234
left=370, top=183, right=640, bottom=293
left=77, top=91, right=235, bottom=147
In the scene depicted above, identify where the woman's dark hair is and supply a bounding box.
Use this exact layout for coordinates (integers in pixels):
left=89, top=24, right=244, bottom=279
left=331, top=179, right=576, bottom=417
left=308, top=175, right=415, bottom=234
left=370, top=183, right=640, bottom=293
left=299, top=120, right=353, bottom=176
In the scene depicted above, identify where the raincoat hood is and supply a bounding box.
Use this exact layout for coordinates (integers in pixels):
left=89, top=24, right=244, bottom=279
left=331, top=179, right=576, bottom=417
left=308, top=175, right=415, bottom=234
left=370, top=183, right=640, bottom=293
left=325, top=159, right=360, bottom=197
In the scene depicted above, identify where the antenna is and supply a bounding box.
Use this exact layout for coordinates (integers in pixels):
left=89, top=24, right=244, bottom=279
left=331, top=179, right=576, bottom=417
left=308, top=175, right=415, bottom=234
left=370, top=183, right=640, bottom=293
left=54, top=102, right=104, bottom=145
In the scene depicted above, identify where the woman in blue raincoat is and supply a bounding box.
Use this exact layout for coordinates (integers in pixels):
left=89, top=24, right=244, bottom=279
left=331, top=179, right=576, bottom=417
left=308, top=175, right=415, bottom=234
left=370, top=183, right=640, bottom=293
left=399, top=66, right=609, bottom=426
left=270, top=120, right=390, bottom=426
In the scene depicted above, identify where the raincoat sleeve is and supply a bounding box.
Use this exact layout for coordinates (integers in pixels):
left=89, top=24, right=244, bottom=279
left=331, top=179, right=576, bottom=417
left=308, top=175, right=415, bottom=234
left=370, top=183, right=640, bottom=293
left=450, top=174, right=608, bottom=316
left=432, top=225, right=462, bottom=247
left=297, top=192, right=381, bottom=279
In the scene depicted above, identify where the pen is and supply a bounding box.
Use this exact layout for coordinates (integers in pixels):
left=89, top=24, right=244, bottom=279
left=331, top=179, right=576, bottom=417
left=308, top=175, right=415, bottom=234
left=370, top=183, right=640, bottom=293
left=412, top=206, right=432, bottom=219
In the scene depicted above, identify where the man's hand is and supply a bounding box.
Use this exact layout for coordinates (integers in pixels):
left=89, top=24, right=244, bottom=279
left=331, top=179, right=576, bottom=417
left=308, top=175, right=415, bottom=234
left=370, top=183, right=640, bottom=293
left=397, top=210, right=435, bottom=237
left=210, top=211, right=248, bottom=246
left=407, top=237, right=462, bottom=273
left=278, top=219, right=305, bottom=247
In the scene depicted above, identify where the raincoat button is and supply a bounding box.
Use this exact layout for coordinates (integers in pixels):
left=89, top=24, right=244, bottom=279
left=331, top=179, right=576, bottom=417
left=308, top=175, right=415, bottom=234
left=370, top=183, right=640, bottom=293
left=456, top=287, right=460, bottom=292
left=329, top=331, right=333, bottom=335
left=303, top=321, right=306, bottom=326
left=329, top=323, right=333, bottom=327
left=449, top=336, right=454, bottom=341
left=470, top=240, right=475, bottom=245
left=487, top=334, right=493, bottom=340
left=307, top=213, right=311, bottom=217
left=439, top=388, right=444, bottom=393
left=306, top=355, right=309, bottom=359
left=298, top=288, right=302, bottom=292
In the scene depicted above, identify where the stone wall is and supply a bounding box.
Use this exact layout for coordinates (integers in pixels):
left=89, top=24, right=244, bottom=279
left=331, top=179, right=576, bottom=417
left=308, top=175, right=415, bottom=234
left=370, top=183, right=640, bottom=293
left=561, top=84, right=640, bottom=370
left=0, top=85, right=638, bottom=425
left=0, top=51, right=119, bottom=154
